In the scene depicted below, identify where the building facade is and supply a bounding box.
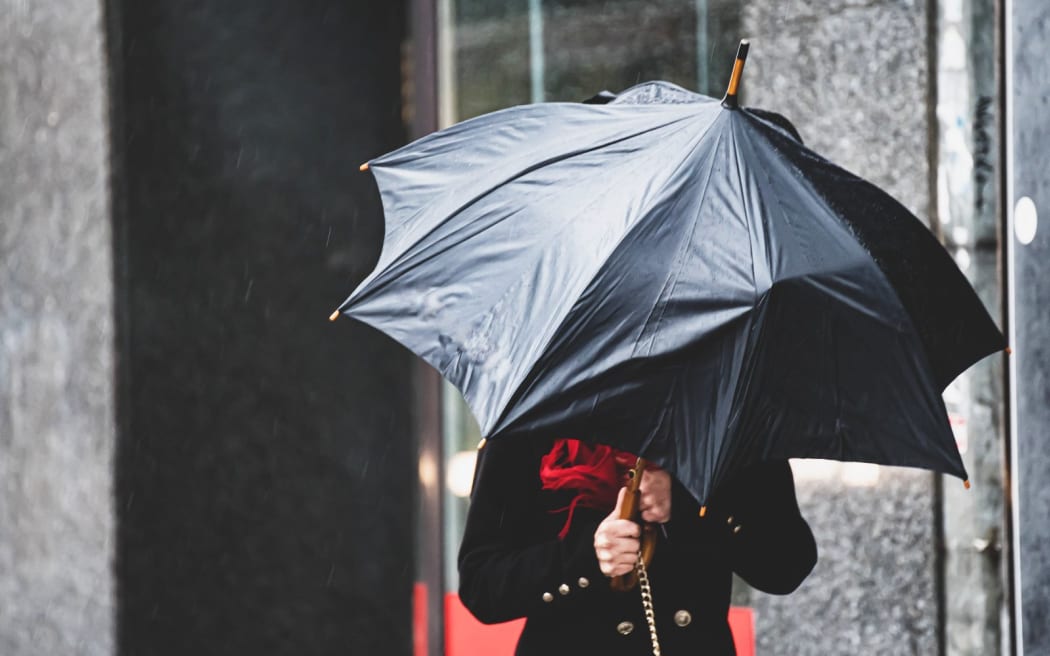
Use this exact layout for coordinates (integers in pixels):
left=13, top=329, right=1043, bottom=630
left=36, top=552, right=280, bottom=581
left=1, top=0, right=1048, bottom=654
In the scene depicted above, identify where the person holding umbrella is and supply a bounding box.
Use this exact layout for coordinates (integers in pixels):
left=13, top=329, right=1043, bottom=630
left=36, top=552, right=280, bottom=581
left=454, top=90, right=823, bottom=655
left=458, top=435, right=817, bottom=655
left=334, top=41, right=1005, bottom=656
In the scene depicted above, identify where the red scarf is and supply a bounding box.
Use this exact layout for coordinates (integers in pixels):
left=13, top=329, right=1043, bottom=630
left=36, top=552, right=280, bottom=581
left=539, top=438, right=638, bottom=539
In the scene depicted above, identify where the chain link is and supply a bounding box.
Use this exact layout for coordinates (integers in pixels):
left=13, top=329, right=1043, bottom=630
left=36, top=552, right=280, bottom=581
left=636, top=556, right=661, bottom=656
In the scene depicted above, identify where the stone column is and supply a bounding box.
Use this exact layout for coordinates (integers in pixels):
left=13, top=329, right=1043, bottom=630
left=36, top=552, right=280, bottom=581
left=0, top=1, right=116, bottom=655
left=1008, top=0, right=1050, bottom=652
left=741, top=2, right=942, bottom=653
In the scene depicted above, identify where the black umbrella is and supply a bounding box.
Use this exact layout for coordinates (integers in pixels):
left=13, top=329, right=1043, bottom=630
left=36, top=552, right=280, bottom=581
left=333, top=44, right=1005, bottom=504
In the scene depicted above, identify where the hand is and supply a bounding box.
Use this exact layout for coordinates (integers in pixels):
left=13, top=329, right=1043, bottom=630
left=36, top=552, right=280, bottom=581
left=639, top=467, right=671, bottom=524
left=593, top=488, right=640, bottom=577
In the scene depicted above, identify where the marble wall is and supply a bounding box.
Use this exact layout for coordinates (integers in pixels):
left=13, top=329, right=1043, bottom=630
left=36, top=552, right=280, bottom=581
left=0, top=1, right=116, bottom=654
left=740, top=1, right=942, bottom=653
left=1010, top=0, right=1050, bottom=652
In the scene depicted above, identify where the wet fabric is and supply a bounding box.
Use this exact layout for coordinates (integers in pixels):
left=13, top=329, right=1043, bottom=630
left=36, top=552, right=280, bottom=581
left=338, top=81, right=1005, bottom=503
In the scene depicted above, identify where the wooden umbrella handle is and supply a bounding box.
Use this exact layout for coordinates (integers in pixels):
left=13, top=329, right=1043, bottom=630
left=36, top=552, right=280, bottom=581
left=610, top=458, right=658, bottom=592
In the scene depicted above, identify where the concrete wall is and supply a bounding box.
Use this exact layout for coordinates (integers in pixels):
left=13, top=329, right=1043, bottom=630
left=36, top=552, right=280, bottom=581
left=0, top=1, right=116, bottom=655
left=741, top=2, right=943, bottom=653
left=1009, top=0, right=1050, bottom=652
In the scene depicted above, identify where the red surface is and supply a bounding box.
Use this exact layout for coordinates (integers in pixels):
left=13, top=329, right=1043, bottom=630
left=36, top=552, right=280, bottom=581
left=441, top=590, right=755, bottom=656
left=729, top=606, right=755, bottom=656
left=445, top=592, right=527, bottom=656
left=414, top=582, right=428, bottom=656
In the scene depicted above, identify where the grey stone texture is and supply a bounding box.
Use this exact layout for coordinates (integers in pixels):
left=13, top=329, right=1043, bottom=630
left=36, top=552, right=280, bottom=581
left=0, top=1, right=116, bottom=655
left=752, top=471, right=941, bottom=655
left=1011, top=0, right=1050, bottom=651
left=740, top=1, right=943, bottom=653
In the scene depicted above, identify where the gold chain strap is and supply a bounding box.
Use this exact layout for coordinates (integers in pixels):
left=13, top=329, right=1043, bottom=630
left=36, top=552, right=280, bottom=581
left=636, top=557, right=662, bottom=656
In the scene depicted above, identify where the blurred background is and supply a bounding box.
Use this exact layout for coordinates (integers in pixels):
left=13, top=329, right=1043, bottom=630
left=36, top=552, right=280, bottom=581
left=1, top=0, right=1048, bottom=654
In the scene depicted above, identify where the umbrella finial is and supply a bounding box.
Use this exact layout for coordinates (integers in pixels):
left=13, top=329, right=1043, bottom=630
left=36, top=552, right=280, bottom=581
left=329, top=310, right=340, bottom=321
left=360, top=162, right=370, bottom=172
left=722, top=39, right=751, bottom=109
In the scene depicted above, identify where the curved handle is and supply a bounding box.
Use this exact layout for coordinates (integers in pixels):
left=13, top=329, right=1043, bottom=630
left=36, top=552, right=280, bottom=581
left=609, top=458, right=658, bottom=592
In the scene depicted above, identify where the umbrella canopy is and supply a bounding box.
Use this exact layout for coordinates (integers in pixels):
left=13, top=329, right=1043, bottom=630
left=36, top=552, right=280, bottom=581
left=336, top=80, right=1005, bottom=504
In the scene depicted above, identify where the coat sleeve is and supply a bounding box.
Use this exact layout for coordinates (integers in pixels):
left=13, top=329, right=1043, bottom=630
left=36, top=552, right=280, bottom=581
left=714, top=460, right=818, bottom=594
left=457, top=439, right=610, bottom=625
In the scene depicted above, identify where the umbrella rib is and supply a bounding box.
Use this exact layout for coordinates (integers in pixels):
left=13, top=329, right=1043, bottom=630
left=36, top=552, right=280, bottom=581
left=709, top=117, right=770, bottom=482
left=376, top=120, right=702, bottom=293
left=489, top=114, right=725, bottom=437
left=633, top=129, right=725, bottom=358
left=358, top=110, right=699, bottom=301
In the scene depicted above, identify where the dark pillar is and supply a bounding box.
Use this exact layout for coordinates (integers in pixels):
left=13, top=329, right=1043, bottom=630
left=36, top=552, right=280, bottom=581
left=1008, top=1, right=1050, bottom=653
left=109, top=2, right=414, bottom=655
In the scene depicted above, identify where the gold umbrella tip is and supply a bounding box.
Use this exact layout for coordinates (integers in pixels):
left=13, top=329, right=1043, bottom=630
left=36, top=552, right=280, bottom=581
left=723, top=39, right=752, bottom=107
left=964, top=479, right=971, bottom=490
left=329, top=310, right=340, bottom=321
left=359, top=162, right=370, bottom=172
left=1005, top=345, right=1013, bottom=355
left=698, top=505, right=707, bottom=518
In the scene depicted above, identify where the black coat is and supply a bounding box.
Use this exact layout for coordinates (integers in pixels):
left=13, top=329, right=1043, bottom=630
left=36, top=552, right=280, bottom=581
left=458, top=437, right=817, bottom=655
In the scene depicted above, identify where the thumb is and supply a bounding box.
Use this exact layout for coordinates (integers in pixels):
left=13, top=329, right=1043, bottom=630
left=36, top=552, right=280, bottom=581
left=609, top=486, right=628, bottom=518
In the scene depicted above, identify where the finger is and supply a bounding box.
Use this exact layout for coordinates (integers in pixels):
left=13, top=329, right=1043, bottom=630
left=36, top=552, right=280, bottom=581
left=640, top=469, right=670, bottom=496
left=604, top=530, right=639, bottom=548
left=600, top=553, right=639, bottom=576
left=607, top=562, right=637, bottom=577
left=605, top=519, right=641, bottom=538
left=639, top=497, right=669, bottom=516
left=641, top=508, right=669, bottom=523
left=604, top=554, right=634, bottom=570
left=610, top=486, right=627, bottom=518
left=605, top=538, right=640, bottom=558
left=608, top=553, right=639, bottom=571
left=602, top=561, right=637, bottom=577
left=595, top=518, right=638, bottom=547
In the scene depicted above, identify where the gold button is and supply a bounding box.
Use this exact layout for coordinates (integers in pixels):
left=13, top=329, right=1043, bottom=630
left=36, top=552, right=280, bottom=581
left=542, top=592, right=553, bottom=603
left=558, top=583, right=570, bottom=596
left=727, top=515, right=734, bottom=524
left=674, top=610, right=692, bottom=627
left=617, top=621, right=635, bottom=636
left=733, top=525, right=742, bottom=534
left=577, top=577, right=590, bottom=588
